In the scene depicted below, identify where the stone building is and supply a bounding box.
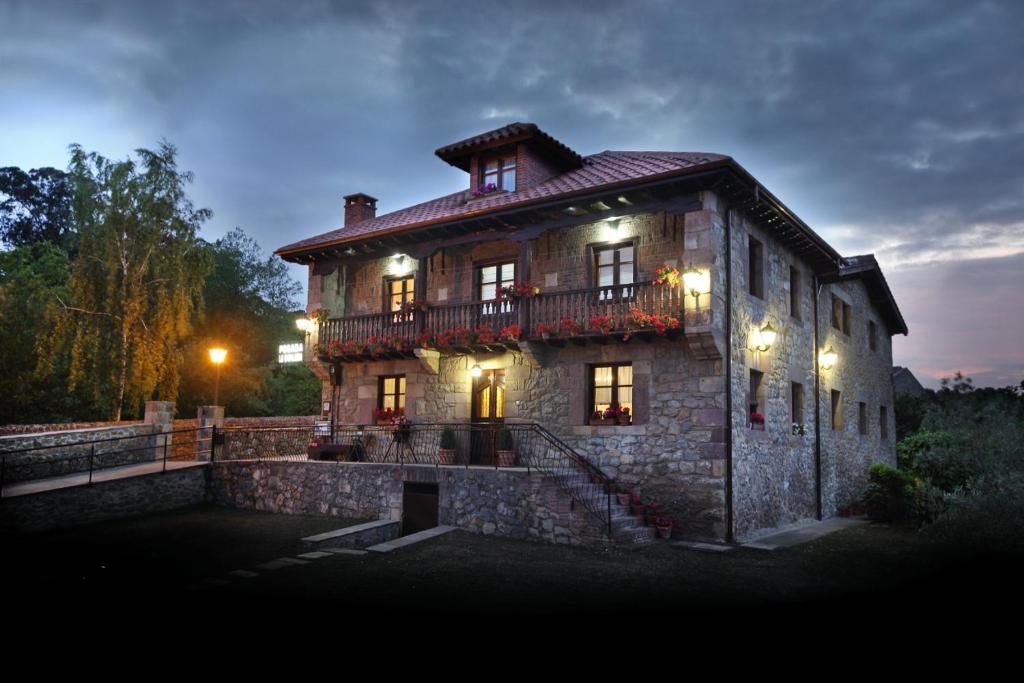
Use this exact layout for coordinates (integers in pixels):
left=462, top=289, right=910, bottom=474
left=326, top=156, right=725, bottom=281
left=276, top=122, right=907, bottom=543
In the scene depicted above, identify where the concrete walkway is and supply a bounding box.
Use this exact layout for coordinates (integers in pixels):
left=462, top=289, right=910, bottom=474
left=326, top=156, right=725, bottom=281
left=741, top=516, right=867, bottom=550
left=2, top=460, right=208, bottom=498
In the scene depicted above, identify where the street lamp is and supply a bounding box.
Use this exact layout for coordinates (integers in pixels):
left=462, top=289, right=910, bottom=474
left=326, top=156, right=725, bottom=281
left=209, top=347, right=227, bottom=405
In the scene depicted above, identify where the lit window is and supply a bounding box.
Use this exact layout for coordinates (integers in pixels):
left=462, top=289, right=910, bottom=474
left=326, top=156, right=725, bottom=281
left=478, top=261, right=515, bottom=315
left=594, top=243, right=635, bottom=301
left=378, top=375, right=406, bottom=412
left=591, top=364, right=633, bottom=423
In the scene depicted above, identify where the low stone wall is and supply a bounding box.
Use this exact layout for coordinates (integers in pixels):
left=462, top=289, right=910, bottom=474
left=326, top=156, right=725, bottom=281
left=0, top=424, right=164, bottom=484
left=208, top=461, right=607, bottom=545
left=0, top=421, right=143, bottom=437
left=0, top=466, right=209, bottom=535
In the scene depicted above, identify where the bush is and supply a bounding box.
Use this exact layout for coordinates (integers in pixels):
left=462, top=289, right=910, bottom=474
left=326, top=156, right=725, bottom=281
left=496, top=427, right=513, bottom=451
left=862, top=463, right=916, bottom=523
left=897, top=430, right=976, bottom=493
left=439, top=428, right=456, bottom=450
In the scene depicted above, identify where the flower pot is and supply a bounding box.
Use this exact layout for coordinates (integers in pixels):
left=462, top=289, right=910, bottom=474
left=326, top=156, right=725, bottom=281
left=656, top=525, right=673, bottom=539
left=616, top=415, right=632, bottom=425
left=616, top=493, right=631, bottom=506
left=438, top=448, right=456, bottom=465
left=589, top=418, right=615, bottom=426
left=497, top=449, right=515, bottom=467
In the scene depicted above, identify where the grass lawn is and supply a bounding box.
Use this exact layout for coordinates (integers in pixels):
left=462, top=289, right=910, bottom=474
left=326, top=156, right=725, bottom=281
left=4, top=503, right=1021, bottom=621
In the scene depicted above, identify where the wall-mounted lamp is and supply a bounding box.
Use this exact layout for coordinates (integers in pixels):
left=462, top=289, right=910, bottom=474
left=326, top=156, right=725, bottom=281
left=600, top=217, right=626, bottom=243
left=819, top=346, right=838, bottom=370
left=470, top=363, right=482, bottom=378
left=390, top=253, right=413, bottom=276
left=749, top=322, right=777, bottom=352
left=295, top=317, right=314, bottom=334
left=682, top=264, right=710, bottom=304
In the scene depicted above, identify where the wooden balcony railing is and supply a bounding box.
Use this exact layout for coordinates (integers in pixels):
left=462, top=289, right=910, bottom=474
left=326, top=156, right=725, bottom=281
left=315, top=282, right=684, bottom=360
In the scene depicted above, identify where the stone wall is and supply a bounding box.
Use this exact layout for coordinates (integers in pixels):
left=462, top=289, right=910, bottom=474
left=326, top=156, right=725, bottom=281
left=718, top=191, right=898, bottom=540
left=0, top=424, right=163, bottom=484
left=0, top=420, right=142, bottom=437
left=0, top=466, right=208, bottom=535
left=817, top=278, right=897, bottom=515
left=208, top=461, right=607, bottom=545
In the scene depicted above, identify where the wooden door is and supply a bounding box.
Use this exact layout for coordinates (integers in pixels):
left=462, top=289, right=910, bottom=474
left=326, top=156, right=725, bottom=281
left=470, top=369, right=505, bottom=465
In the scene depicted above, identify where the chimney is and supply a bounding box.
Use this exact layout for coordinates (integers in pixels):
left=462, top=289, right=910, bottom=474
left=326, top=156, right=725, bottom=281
left=344, top=193, right=377, bottom=226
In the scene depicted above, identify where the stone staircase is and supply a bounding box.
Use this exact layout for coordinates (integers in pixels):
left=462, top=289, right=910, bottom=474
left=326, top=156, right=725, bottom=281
left=548, top=472, right=657, bottom=546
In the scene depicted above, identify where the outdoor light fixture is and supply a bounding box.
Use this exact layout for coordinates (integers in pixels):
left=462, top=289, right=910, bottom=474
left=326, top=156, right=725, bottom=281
left=750, top=322, right=776, bottom=352
left=470, top=364, right=482, bottom=378
left=209, top=347, right=227, bottom=406
left=682, top=264, right=710, bottom=303
left=819, top=345, right=838, bottom=370
left=601, top=217, right=624, bottom=242
left=295, top=317, right=314, bottom=333
left=390, top=252, right=412, bottom=276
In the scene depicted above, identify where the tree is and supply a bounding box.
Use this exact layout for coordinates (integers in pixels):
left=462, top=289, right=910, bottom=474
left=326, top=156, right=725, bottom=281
left=40, top=142, right=212, bottom=420
left=0, top=242, right=84, bottom=423
left=176, top=228, right=311, bottom=417
left=0, top=166, right=76, bottom=253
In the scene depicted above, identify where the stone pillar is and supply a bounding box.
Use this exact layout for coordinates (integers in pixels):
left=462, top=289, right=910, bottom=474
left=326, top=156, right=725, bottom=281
left=144, top=400, right=175, bottom=461
left=196, top=405, right=225, bottom=462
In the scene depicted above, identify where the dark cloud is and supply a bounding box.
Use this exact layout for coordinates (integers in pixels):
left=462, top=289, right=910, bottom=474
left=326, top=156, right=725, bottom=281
left=1, top=0, right=1021, bottom=386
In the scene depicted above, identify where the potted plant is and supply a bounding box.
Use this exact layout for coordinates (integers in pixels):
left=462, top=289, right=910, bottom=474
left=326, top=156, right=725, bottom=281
left=792, top=422, right=806, bottom=436
left=590, top=314, right=615, bottom=336
left=655, top=515, right=673, bottom=539
left=644, top=503, right=660, bottom=526
left=750, top=410, right=765, bottom=430
left=616, top=485, right=632, bottom=507
left=617, top=406, right=631, bottom=425
left=589, top=410, right=614, bottom=426
left=653, top=263, right=682, bottom=287
left=438, top=427, right=457, bottom=465
left=374, top=407, right=395, bottom=425
left=495, top=426, right=515, bottom=467
left=498, top=324, right=521, bottom=342
left=536, top=323, right=560, bottom=340
left=630, top=493, right=645, bottom=516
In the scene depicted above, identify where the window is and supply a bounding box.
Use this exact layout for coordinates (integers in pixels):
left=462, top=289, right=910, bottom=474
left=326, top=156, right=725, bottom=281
left=478, top=261, right=516, bottom=315
left=483, top=156, right=516, bottom=192
left=590, top=364, right=633, bottom=423
left=858, top=402, right=868, bottom=435
left=749, top=369, right=765, bottom=430
left=748, top=236, right=764, bottom=299
left=831, top=390, right=843, bottom=431
left=378, top=375, right=406, bottom=412
left=791, top=382, right=804, bottom=431
left=868, top=320, right=878, bottom=351
left=831, top=295, right=851, bottom=335
left=594, top=243, right=635, bottom=301
left=386, top=275, right=415, bottom=319
left=880, top=406, right=889, bottom=440
left=789, top=266, right=801, bottom=320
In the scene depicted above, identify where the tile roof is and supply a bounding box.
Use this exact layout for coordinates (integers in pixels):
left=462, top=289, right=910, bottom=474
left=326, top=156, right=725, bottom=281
left=435, top=122, right=584, bottom=171
left=277, top=150, right=729, bottom=255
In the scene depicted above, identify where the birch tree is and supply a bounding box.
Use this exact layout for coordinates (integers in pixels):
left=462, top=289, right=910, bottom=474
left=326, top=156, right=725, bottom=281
left=42, top=142, right=211, bottom=420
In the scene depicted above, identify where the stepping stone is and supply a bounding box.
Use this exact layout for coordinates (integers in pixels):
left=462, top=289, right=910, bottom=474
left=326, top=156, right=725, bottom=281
left=297, top=551, right=333, bottom=559
left=228, top=569, right=259, bottom=578
left=366, top=526, right=457, bottom=553
left=323, top=548, right=368, bottom=556
left=671, top=541, right=734, bottom=553
left=255, top=557, right=309, bottom=570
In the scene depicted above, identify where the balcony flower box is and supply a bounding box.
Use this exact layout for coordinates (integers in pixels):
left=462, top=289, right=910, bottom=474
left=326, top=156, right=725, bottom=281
left=589, top=411, right=615, bottom=426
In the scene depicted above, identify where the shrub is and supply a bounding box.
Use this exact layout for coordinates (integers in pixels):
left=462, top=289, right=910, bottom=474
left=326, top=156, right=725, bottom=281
left=897, top=430, right=977, bottom=493
left=862, top=463, right=916, bottom=523
left=496, top=427, right=513, bottom=451
left=439, top=428, right=456, bottom=450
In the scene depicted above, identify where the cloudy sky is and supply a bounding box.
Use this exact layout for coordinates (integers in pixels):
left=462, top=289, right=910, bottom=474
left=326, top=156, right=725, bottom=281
left=2, top=0, right=1022, bottom=388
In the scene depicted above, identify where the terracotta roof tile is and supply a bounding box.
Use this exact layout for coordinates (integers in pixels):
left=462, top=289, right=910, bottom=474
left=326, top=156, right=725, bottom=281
left=277, top=150, right=729, bottom=255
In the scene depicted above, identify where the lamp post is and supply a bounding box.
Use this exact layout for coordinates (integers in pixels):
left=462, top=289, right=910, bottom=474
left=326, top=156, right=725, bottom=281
left=209, top=347, right=227, bottom=405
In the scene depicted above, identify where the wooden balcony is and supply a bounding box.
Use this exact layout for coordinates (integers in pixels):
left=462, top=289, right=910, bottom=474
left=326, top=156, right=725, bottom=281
left=314, top=282, right=684, bottom=362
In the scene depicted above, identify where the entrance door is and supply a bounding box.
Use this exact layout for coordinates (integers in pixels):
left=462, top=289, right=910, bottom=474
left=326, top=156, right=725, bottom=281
left=470, top=369, right=505, bottom=465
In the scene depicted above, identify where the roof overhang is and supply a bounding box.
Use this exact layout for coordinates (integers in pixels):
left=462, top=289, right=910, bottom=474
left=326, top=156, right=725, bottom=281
left=820, top=255, right=909, bottom=336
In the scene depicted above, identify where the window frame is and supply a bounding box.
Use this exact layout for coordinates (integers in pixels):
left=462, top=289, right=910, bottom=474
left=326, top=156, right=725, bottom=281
left=789, top=265, right=801, bottom=320
left=868, top=320, right=878, bottom=351
left=748, top=235, right=764, bottom=299
left=880, top=405, right=889, bottom=441
left=377, top=375, right=406, bottom=413
left=590, top=239, right=638, bottom=301
left=749, top=369, right=766, bottom=430
left=791, top=381, right=804, bottom=431
left=831, top=390, right=843, bottom=431
left=858, top=401, right=868, bottom=435
left=482, top=154, right=517, bottom=192
left=475, top=258, right=517, bottom=316
left=383, top=274, right=416, bottom=318
left=589, top=363, right=633, bottom=424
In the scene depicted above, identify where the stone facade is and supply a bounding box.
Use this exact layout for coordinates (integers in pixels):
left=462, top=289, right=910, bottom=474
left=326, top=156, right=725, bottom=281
left=208, top=461, right=607, bottom=545
left=0, top=466, right=208, bottom=535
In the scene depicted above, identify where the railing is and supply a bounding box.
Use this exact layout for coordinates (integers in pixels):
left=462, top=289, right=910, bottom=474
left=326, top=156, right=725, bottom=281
left=213, top=421, right=615, bottom=537
left=0, top=426, right=214, bottom=493
left=317, top=281, right=682, bottom=351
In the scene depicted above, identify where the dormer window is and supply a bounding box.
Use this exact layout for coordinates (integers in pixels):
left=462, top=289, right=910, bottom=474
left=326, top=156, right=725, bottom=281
left=483, top=156, right=516, bottom=192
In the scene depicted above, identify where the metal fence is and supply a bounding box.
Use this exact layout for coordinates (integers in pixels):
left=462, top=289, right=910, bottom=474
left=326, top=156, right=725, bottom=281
left=1, top=426, right=213, bottom=492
